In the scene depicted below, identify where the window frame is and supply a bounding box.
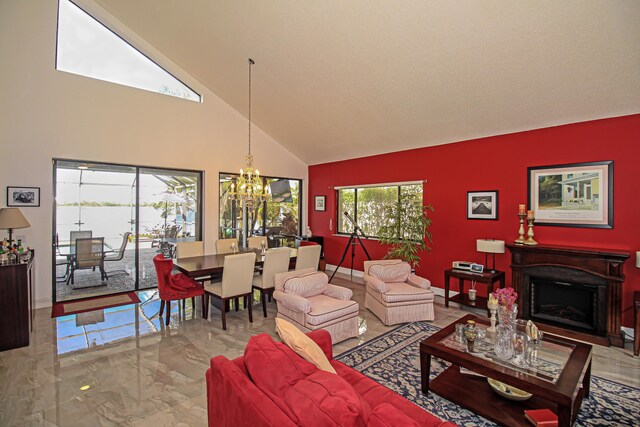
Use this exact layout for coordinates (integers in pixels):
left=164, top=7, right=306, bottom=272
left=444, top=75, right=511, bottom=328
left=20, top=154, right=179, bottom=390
left=218, top=172, right=303, bottom=239
left=336, top=182, right=423, bottom=239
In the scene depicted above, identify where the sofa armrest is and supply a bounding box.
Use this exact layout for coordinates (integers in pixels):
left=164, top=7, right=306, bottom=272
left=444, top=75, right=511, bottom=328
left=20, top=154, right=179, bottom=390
left=323, top=284, right=353, bottom=300
left=273, top=290, right=311, bottom=313
left=364, top=274, right=388, bottom=293
left=306, top=330, right=333, bottom=360
left=407, top=273, right=431, bottom=289
left=207, top=356, right=294, bottom=427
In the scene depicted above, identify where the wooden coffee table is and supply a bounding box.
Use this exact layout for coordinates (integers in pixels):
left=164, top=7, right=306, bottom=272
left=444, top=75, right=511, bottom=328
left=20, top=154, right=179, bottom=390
left=420, top=314, right=592, bottom=427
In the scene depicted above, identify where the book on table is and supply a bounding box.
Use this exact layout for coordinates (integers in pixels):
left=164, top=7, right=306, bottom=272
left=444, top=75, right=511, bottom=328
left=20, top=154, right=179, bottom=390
left=524, top=409, right=558, bottom=427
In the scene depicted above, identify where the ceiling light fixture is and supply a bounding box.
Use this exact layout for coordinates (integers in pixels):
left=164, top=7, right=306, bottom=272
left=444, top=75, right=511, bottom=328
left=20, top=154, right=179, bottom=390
left=229, top=58, right=269, bottom=211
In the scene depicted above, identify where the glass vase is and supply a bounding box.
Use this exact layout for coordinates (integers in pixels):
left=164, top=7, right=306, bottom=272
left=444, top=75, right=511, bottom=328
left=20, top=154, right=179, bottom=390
left=497, top=304, right=518, bottom=328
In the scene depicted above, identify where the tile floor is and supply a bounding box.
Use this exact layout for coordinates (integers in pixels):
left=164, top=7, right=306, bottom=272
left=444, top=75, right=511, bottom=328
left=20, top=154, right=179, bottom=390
left=1, top=272, right=639, bottom=426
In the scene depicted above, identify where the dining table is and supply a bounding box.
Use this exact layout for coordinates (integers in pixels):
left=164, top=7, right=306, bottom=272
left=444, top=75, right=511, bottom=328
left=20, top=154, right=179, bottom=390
left=172, top=249, right=297, bottom=278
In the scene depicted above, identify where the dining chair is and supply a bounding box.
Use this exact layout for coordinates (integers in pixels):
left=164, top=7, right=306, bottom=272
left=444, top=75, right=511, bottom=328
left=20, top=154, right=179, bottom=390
left=176, top=241, right=214, bottom=284
left=247, top=236, right=267, bottom=250
left=68, top=237, right=106, bottom=284
left=216, top=238, right=238, bottom=255
left=204, top=252, right=256, bottom=330
left=253, top=247, right=291, bottom=317
left=104, top=232, right=132, bottom=276
left=294, top=243, right=322, bottom=271
left=153, top=254, right=205, bottom=326
left=70, top=230, right=92, bottom=247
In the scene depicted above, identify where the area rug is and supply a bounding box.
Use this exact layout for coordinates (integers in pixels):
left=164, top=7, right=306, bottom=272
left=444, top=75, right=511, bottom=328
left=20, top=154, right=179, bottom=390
left=51, top=291, right=141, bottom=318
left=335, top=322, right=639, bottom=426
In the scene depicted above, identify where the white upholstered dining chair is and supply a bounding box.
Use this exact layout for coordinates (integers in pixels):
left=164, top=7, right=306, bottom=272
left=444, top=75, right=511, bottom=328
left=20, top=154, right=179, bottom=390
left=176, top=241, right=204, bottom=258
left=215, top=238, right=238, bottom=255
left=294, top=244, right=322, bottom=271
left=252, top=247, right=291, bottom=317
left=204, top=252, right=256, bottom=330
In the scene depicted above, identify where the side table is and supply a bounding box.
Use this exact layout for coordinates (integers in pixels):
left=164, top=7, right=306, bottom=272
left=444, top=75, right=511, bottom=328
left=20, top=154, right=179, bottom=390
left=444, top=268, right=505, bottom=312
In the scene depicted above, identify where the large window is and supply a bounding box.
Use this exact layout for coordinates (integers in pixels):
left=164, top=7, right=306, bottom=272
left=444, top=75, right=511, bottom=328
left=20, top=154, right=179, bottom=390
left=56, top=0, right=201, bottom=102
left=337, top=183, right=422, bottom=237
left=219, top=173, right=302, bottom=244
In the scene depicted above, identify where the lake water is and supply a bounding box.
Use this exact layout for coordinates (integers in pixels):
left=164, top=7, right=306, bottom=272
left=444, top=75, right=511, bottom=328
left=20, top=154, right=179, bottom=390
left=57, top=206, right=194, bottom=247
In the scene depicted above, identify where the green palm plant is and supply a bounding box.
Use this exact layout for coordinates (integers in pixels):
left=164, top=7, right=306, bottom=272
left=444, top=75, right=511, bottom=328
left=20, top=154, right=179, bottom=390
left=377, top=193, right=434, bottom=269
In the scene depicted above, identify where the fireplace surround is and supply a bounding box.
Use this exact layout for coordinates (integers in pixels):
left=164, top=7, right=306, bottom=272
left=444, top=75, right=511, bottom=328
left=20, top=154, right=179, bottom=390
left=507, top=243, right=630, bottom=347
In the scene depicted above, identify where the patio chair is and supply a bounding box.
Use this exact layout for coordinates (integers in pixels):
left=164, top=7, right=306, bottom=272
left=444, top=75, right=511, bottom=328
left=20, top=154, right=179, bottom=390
left=104, top=232, right=132, bottom=276
left=70, top=230, right=92, bottom=246
left=68, top=237, right=107, bottom=285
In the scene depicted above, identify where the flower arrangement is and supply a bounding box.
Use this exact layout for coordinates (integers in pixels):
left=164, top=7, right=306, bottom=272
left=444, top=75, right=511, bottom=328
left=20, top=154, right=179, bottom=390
left=492, top=287, right=518, bottom=310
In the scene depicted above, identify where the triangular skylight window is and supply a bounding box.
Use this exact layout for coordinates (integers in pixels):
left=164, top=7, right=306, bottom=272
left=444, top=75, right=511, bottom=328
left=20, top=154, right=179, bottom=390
left=56, top=0, right=201, bottom=102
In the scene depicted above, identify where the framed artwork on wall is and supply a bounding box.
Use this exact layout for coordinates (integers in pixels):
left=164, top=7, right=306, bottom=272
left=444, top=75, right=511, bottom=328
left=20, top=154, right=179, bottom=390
left=528, top=161, right=613, bottom=228
left=314, top=195, right=326, bottom=211
left=7, top=186, right=40, bottom=207
left=467, top=190, right=498, bottom=220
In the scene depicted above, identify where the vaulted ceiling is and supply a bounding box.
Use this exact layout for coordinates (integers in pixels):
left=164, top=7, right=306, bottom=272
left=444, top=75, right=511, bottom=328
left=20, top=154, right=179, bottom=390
left=93, top=0, right=640, bottom=164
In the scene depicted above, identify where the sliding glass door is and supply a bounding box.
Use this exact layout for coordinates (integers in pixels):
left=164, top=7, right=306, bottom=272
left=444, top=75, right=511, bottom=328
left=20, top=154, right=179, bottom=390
left=53, top=160, right=202, bottom=302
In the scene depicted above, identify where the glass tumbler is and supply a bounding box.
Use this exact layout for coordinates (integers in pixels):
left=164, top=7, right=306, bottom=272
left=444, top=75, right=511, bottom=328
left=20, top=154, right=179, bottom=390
left=512, top=331, right=531, bottom=367
left=494, top=324, right=514, bottom=360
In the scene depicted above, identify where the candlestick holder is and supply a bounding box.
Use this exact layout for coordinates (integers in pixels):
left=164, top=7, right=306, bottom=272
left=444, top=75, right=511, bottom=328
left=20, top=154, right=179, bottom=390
left=515, top=213, right=526, bottom=245
left=524, top=217, right=538, bottom=246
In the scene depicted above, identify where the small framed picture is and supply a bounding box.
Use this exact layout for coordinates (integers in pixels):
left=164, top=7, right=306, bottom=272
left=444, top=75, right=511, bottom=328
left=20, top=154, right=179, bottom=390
left=7, top=186, right=40, bottom=207
left=467, top=190, right=498, bottom=220
left=314, top=195, right=326, bottom=212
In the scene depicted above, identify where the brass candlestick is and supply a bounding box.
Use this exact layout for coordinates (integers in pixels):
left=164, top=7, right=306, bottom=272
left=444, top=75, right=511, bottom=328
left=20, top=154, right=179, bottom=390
left=524, top=217, right=538, bottom=246
left=515, top=213, right=526, bottom=245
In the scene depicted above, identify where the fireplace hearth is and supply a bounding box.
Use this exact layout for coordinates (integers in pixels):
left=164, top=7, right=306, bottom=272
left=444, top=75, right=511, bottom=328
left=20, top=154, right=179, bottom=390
left=507, top=244, right=629, bottom=347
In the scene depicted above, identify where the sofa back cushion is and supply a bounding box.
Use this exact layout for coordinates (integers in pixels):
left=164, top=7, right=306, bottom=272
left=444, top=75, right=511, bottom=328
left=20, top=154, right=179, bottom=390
left=279, top=270, right=329, bottom=297
left=368, top=262, right=411, bottom=283
left=244, top=334, right=365, bottom=426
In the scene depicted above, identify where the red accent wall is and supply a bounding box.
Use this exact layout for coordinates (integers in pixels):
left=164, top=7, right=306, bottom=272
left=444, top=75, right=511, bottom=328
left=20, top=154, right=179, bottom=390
left=308, top=114, right=640, bottom=327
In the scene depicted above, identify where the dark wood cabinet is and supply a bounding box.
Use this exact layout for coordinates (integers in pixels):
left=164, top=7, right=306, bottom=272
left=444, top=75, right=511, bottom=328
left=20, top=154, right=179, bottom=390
left=0, top=254, right=34, bottom=351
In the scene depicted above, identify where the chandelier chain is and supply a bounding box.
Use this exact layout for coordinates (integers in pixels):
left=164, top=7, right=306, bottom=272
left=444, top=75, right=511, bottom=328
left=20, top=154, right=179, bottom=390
left=248, top=58, right=254, bottom=156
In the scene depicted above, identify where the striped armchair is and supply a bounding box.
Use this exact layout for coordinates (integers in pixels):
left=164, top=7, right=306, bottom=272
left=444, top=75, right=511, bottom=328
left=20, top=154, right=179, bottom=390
left=273, top=268, right=359, bottom=344
left=363, top=260, right=435, bottom=325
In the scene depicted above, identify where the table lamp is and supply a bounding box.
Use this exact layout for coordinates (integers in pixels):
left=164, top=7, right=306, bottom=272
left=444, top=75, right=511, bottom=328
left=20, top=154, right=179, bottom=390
left=476, top=239, right=505, bottom=273
left=0, top=208, right=31, bottom=246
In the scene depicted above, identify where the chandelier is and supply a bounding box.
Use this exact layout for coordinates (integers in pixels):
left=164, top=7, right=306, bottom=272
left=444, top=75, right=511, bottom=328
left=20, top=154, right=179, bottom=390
left=230, top=58, right=269, bottom=210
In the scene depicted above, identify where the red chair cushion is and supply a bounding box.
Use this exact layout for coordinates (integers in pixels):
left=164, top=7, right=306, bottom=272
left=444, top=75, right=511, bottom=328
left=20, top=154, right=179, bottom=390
left=153, top=254, right=203, bottom=300
left=244, top=334, right=366, bottom=426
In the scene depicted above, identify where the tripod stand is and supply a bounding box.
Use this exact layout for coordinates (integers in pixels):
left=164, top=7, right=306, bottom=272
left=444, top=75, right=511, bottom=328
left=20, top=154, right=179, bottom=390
left=329, top=212, right=371, bottom=283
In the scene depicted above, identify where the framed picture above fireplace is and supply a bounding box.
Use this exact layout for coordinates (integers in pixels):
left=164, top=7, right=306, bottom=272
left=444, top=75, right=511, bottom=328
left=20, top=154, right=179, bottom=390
left=528, top=161, right=613, bottom=228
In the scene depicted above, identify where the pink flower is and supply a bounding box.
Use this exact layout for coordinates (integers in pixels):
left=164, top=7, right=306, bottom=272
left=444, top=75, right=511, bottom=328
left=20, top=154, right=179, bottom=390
left=492, top=287, right=518, bottom=310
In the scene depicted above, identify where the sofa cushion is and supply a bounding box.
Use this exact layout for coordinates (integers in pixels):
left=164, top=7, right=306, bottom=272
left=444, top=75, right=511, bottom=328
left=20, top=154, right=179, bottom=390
left=275, top=318, right=337, bottom=374
left=367, top=403, right=421, bottom=427
left=369, top=262, right=411, bottom=283
left=306, top=294, right=359, bottom=326
left=331, top=360, right=449, bottom=427
left=381, top=282, right=434, bottom=303
left=283, top=271, right=328, bottom=297
left=245, top=334, right=366, bottom=426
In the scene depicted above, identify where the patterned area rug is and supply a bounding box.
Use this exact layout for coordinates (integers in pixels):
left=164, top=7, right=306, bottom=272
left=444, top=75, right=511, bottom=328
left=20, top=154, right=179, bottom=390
left=336, top=322, right=639, bottom=426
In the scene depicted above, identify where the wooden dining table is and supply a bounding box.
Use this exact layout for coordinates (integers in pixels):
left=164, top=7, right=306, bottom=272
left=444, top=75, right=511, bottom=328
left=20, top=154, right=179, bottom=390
left=172, top=250, right=297, bottom=278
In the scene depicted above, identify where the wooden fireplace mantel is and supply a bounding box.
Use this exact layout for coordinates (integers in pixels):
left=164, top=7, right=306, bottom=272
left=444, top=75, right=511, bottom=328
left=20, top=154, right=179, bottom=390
left=507, top=243, right=630, bottom=347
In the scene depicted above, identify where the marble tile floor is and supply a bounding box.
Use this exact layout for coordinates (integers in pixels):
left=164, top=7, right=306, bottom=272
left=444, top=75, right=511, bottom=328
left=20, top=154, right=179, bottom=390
left=1, top=272, right=639, bottom=426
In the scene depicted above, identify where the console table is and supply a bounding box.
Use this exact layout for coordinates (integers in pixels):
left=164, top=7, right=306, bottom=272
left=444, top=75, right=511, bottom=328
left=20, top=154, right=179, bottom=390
left=444, top=268, right=505, bottom=312
left=0, top=253, right=34, bottom=351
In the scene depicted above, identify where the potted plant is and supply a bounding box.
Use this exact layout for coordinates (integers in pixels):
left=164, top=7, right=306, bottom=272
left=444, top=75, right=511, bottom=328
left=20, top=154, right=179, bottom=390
left=377, top=192, right=434, bottom=269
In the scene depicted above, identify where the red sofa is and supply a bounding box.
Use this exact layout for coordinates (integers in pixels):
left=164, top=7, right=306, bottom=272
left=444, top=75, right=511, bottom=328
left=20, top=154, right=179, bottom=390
left=206, top=330, right=455, bottom=426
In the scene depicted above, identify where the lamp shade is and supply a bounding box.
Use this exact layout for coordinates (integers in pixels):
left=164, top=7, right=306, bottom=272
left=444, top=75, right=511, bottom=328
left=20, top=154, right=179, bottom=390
left=476, top=239, right=505, bottom=254
left=636, top=251, right=640, bottom=269
left=0, top=208, right=31, bottom=230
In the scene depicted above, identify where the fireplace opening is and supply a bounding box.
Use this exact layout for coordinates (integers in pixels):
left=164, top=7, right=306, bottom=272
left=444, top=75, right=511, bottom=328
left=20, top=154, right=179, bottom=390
left=530, top=278, right=597, bottom=333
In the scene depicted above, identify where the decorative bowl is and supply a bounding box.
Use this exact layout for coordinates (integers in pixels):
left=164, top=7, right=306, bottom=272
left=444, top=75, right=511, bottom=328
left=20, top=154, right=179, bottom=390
left=487, top=378, right=532, bottom=401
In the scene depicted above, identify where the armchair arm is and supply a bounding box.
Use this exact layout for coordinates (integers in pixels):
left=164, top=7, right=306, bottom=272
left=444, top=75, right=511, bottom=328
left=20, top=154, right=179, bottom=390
left=407, top=273, right=431, bottom=289
left=273, top=290, right=311, bottom=313
left=364, top=274, right=388, bottom=293
left=323, top=284, right=353, bottom=301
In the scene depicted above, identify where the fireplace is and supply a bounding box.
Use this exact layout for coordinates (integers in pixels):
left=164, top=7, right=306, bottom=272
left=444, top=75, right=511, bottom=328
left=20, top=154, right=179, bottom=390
left=530, top=277, right=598, bottom=334
left=507, top=244, right=629, bottom=347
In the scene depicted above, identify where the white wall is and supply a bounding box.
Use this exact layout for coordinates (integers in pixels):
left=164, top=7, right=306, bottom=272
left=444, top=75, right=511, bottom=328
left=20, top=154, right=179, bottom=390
left=0, top=0, right=308, bottom=308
